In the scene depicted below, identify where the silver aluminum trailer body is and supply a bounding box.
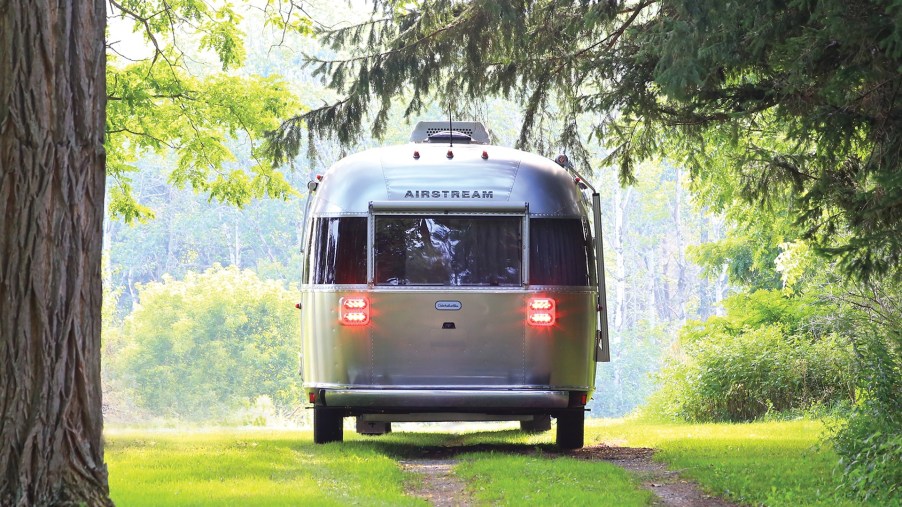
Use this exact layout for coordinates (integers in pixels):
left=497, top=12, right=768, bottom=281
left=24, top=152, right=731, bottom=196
left=300, top=122, right=609, bottom=449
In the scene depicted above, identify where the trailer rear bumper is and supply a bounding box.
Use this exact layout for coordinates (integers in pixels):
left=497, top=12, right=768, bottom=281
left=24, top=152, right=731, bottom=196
left=321, top=389, right=570, bottom=410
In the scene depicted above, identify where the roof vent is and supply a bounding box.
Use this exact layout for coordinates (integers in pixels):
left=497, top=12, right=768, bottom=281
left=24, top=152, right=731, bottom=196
left=427, top=130, right=473, bottom=143
left=410, top=121, right=490, bottom=144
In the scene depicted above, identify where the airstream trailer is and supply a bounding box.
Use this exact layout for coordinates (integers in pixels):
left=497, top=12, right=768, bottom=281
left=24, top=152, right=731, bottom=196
left=299, top=121, right=609, bottom=449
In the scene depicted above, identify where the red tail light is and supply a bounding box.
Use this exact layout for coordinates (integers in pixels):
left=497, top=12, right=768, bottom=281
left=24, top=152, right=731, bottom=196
left=339, top=297, right=369, bottom=325
left=527, top=297, right=556, bottom=326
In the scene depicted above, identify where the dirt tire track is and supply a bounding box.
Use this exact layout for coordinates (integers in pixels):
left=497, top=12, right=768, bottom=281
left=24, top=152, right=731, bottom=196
left=395, top=443, right=736, bottom=507
left=571, top=445, right=738, bottom=507
left=400, top=458, right=472, bottom=507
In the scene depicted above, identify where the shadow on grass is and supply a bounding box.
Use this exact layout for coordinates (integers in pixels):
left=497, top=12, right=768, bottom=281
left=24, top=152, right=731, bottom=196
left=339, top=429, right=572, bottom=460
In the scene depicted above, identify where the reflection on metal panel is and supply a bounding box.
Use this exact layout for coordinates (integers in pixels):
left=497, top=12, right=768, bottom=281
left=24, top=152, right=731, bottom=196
left=301, top=290, right=596, bottom=391
left=325, top=389, right=570, bottom=409
left=382, top=154, right=520, bottom=201
left=369, top=200, right=528, bottom=212
left=524, top=291, right=597, bottom=389
left=309, top=144, right=585, bottom=216
left=370, top=291, right=523, bottom=386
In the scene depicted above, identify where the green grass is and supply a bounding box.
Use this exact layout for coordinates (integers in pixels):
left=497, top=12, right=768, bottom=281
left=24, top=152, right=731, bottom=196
left=585, top=418, right=877, bottom=506
left=106, top=419, right=870, bottom=506
left=106, top=429, right=424, bottom=506
left=456, top=452, right=652, bottom=506
left=357, top=428, right=653, bottom=506
left=107, top=426, right=652, bottom=506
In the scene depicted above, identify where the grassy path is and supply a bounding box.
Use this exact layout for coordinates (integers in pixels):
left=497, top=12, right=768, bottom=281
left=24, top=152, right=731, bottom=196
left=106, top=419, right=868, bottom=506
left=106, top=430, right=422, bottom=506
left=586, top=419, right=878, bottom=506
left=398, top=458, right=472, bottom=506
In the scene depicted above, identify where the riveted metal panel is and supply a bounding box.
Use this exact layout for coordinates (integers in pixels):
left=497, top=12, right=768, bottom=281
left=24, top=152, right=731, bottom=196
left=300, top=137, right=601, bottom=413
left=301, top=289, right=596, bottom=393
left=310, top=144, right=585, bottom=217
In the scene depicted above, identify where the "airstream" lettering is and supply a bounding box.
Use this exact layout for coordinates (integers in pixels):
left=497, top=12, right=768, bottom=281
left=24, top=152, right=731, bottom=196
left=404, top=190, right=494, bottom=199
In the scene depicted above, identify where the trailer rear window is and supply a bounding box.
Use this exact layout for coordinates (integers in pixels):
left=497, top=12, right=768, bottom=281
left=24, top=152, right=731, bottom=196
left=309, top=217, right=367, bottom=284
left=529, top=218, right=592, bottom=286
left=374, top=216, right=522, bottom=286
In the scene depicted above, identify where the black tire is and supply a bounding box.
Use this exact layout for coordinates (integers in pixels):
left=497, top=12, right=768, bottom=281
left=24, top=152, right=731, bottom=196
left=313, top=407, right=344, bottom=444
left=520, top=415, right=552, bottom=433
left=555, top=410, right=585, bottom=449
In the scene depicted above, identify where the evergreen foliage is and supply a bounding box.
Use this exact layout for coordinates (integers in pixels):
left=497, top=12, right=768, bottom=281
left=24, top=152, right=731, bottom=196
left=268, top=0, right=902, bottom=280
left=661, top=133, right=901, bottom=499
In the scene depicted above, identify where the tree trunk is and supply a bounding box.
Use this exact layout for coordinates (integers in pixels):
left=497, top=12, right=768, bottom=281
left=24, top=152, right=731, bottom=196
left=0, top=1, right=111, bottom=505
left=644, top=248, right=658, bottom=327
left=612, top=184, right=631, bottom=335
left=673, top=166, right=687, bottom=323
left=698, top=211, right=713, bottom=320
left=232, top=212, right=241, bottom=268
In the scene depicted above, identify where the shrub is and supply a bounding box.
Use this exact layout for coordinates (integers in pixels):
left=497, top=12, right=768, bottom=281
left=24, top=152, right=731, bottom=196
left=651, top=323, right=856, bottom=422
left=108, top=266, right=301, bottom=420
left=649, top=289, right=857, bottom=422
left=830, top=334, right=902, bottom=504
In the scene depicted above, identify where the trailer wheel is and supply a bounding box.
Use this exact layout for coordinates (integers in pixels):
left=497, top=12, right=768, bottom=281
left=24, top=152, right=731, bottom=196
left=313, top=407, right=344, bottom=444
left=520, top=415, right=552, bottom=433
left=555, top=410, right=584, bottom=449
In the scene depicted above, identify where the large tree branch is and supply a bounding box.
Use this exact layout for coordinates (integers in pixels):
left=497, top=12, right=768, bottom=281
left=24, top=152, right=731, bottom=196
left=108, top=0, right=165, bottom=64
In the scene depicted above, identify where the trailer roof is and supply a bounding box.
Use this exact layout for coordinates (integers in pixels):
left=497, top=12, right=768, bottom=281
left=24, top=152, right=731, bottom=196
left=310, top=143, right=587, bottom=217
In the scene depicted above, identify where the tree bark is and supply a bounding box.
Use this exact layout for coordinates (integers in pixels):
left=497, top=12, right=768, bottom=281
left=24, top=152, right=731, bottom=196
left=0, top=1, right=111, bottom=505
left=612, top=184, right=632, bottom=334
left=673, top=166, right=687, bottom=324
left=697, top=210, right=712, bottom=320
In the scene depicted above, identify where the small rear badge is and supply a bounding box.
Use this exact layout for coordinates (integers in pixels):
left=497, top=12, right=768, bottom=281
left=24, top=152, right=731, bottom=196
left=435, top=300, right=462, bottom=311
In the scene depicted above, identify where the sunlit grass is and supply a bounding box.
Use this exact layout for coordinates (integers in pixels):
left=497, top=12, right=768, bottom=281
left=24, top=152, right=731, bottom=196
left=107, top=425, right=650, bottom=506
left=585, top=418, right=875, bottom=506
left=106, top=419, right=869, bottom=506
left=106, top=429, right=424, bottom=506
left=335, top=427, right=652, bottom=506
left=456, top=452, right=652, bottom=506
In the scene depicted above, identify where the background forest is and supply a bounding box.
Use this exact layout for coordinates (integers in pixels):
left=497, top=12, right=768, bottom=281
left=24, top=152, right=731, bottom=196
left=102, top=5, right=719, bottom=423
left=99, top=0, right=901, bottom=503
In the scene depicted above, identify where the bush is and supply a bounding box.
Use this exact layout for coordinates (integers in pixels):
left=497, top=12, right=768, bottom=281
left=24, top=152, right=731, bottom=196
left=651, top=324, right=855, bottom=422
left=831, top=334, right=902, bottom=504
left=108, top=266, right=301, bottom=420
left=648, top=289, right=857, bottom=422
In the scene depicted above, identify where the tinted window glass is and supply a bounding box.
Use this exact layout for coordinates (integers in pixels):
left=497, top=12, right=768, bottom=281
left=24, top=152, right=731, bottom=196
left=530, top=218, right=591, bottom=285
left=310, top=217, right=367, bottom=284
left=374, top=216, right=521, bottom=286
